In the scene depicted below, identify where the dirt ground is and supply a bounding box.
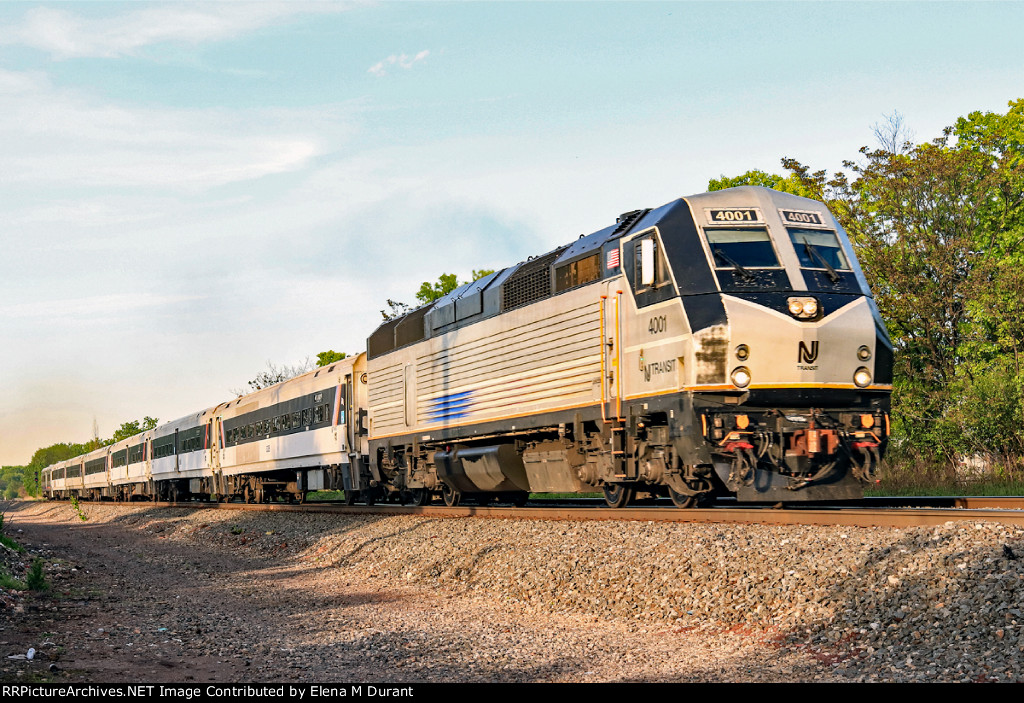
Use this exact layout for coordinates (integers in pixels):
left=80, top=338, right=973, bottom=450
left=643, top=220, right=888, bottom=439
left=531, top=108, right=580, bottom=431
left=0, top=500, right=832, bottom=684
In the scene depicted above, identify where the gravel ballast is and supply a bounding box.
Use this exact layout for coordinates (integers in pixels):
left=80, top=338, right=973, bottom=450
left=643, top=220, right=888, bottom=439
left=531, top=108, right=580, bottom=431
left=1, top=501, right=1022, bottom=682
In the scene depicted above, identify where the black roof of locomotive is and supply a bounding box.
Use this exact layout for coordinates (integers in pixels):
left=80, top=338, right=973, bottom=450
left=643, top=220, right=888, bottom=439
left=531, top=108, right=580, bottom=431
left=366, top=202, right=666, bottom=359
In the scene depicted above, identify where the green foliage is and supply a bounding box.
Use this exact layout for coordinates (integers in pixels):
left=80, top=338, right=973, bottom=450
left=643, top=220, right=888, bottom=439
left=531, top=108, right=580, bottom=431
left=69, top=495, right=87, bottom=522
left=315, top=350, right=347, bottom=367
left=0, top=571, right=27, bottom=592
left=708, top=169, right=816, bottom=197
left=25, top=443, right=89, bottom=497
left=0, top=512, right=26, bottom=555
left=416, top=272, right=460, bottom=304
left=110, top=416, right=159, bottom=444
left=778, top=99, right=1024, bottom=479
left=0, top=467, right=24, bottom=499
left=383, top=269, right=496, bottom=320
left=26, top=559, right=47, bottom=592
left=380, top=299, right=412, bottom=321
left=0, top=534, right=24, bottom=554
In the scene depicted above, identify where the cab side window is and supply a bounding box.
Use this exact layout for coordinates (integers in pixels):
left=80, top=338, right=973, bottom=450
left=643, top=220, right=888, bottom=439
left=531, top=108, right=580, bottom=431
left=633, top=233, right=669, bottom=292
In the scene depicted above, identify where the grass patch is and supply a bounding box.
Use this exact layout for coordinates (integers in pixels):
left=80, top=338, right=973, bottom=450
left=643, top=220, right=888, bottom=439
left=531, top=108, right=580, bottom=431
left=0, top=571, right=27, bottom=591
left=0, top=533, right=25, bottom=554
left=869, top=452, right=1024, bottom=496
left=867, top=479, right=1024, bottom=497
left=306, top=490, right=345, bottom=501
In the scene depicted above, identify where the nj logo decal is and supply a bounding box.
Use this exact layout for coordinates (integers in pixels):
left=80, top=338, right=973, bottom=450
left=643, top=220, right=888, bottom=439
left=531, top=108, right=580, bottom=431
left=798, top=341, right=819, bottom=364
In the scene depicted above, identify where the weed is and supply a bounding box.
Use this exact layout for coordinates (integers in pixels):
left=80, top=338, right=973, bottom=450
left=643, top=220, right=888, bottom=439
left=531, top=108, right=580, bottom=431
left=230, top=525, right=244, bottom=535
left=26, top=559, right=47, bottom=591
left=0, top=533, right=25, bottom=553
left=0, top=510, right=25, bottom=553
left=867, top=453, right=1024, bottom=496
left=306, top=490, right=344, bottom=501
left=0, top=570, right=27, bottom=591
left=69, top=495, right=88, bottom=522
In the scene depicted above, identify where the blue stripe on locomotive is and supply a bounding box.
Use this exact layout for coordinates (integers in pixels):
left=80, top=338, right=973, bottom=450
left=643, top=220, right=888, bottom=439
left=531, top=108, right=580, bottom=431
left=426, top=390, right=475, bottom=421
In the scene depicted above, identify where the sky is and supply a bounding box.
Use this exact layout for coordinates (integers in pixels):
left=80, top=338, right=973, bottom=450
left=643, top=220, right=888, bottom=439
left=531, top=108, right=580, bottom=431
left=2, top=0, right=1023, bottom=465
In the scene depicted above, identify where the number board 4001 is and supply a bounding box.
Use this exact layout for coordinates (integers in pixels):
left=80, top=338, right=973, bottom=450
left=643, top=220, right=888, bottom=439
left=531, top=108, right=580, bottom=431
left=704, top=208, right=763, bottom=224
left=779, top=209, right=827, bottom=227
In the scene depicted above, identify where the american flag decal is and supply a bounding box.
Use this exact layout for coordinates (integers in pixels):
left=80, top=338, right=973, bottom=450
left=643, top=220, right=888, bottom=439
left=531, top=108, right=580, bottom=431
left=606, top=248, right=620, bottom=269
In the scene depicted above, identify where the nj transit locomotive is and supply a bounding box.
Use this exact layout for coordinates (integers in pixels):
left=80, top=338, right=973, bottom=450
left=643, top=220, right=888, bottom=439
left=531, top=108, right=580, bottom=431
left=42, top=187, right=892, bottom=507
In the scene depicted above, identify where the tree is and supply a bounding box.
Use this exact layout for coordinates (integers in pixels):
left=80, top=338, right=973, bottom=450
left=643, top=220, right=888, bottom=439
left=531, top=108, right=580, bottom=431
left=235, top=350, right=349, bottom=394
left=779, top=102, right=1024, bottom=462
left=383, top=269, right=495, bottom=320
left=708, top=169, right=815, bottom=197
left=110, top=416, right=159, bottom=444
left=0, top=466, right=25, bottom=499
left=871, top=110, right=915, bottom=155
left=22, top=441, right=92, bottom=497
left=416, top=272, right=460, bottom=305
left=235, top=358, right=314, bottom=394
left=316, top=350, right=348, bottom=367
left=380, top=299, right=412, bottom=322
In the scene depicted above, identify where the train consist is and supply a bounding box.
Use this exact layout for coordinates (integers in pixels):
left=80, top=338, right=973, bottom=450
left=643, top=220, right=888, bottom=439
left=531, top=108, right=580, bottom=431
left=42, top=186, right=892, bottom=507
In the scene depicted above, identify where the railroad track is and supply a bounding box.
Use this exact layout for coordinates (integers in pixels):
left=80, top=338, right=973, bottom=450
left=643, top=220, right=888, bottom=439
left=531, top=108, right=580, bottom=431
left=144, top=495, right=1024, bottom=528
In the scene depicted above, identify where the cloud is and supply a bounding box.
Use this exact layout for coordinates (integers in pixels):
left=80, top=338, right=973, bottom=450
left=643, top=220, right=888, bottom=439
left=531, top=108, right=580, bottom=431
left=368, top=50, right=430, bottom=77
left=0, top=293, right=204, bottom=322
left=0, top=68, right=348, bottom=190
left=0, top=3, right=352, bottom=59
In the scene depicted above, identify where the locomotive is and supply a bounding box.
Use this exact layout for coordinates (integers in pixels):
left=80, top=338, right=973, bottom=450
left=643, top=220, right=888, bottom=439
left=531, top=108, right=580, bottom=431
left=42, top=186, right=892, bottom=508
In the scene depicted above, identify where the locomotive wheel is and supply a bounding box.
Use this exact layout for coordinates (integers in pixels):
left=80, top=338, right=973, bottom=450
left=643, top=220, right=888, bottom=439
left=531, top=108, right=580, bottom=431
left=667, top=486, right=697, bottom=508
left=343, top=490, right=357, bottom=506
left=408, top=488, right=430, bottom=506
left=511, top=491, right=529, bottom=507
left=441, top=483, right=462, bottom=507
left=603, top=484, right=634, bottom=509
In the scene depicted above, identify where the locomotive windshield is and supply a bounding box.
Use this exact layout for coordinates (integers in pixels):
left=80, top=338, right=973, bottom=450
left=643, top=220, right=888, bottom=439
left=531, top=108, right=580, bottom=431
left=705, top=228, right=780, bottom=268
left=788, top=228, right=850, bottom=271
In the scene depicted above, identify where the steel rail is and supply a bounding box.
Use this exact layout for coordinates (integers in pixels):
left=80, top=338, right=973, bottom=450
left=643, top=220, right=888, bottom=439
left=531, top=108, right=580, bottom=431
left=154, top=500, right=1024, bottom=528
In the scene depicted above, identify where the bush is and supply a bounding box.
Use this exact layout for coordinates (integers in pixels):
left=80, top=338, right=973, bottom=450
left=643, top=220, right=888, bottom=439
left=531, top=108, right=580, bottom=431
left=26, top=559, right=47, bottom=592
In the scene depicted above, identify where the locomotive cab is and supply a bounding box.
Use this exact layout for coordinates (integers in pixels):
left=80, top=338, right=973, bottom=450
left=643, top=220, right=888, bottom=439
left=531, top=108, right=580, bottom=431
left=657, top=187, right=892, bottom=501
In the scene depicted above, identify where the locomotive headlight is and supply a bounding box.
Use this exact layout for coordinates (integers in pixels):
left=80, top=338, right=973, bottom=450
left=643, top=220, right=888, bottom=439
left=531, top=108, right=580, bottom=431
left=731, top=366, right=751, bottom=388
left=854, top=367, right=872, bottom=388
left=857, top=345, right=872, bottom=361
left=735, top=344, right=750, bottom=361
left=787, top=296, right=820, bottom=319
